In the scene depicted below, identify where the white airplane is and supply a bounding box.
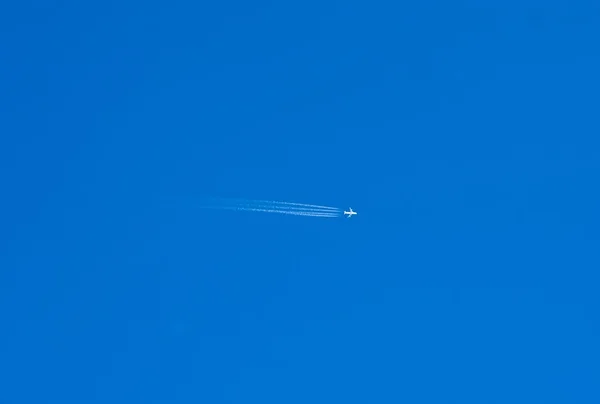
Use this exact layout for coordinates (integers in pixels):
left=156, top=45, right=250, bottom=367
left=344, top=208, right=357, bottom=218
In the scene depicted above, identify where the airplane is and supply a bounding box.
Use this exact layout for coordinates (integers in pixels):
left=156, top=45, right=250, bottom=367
left=344, top=208, right=357, bottom=218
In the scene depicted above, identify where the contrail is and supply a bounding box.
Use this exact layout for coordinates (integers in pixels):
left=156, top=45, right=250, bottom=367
left=200, top=198, right=342, bottom=218
left=209, top=206, right=340, bottom=217
left=256, top=200, right=339, bottom=211
left=233, top=203, right=337, bottom=213
left=213, top=198, right=339, bottom=212
left=229, top=207, right=339, bottom=217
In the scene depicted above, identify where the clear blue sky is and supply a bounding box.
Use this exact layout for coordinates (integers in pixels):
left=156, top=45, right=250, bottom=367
left=1, top=1, right=599, bottom=402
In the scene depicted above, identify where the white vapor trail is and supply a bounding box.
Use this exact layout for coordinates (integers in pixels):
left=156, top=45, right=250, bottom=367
left=214, top=198, right=339, bottom=212
left=254, top=200, right=339, bottom=211
left=234, top=203, right=337, bottom=213
left=201, top=198, right=341, bottom=218
left=227, top=207, right=339, bottom=217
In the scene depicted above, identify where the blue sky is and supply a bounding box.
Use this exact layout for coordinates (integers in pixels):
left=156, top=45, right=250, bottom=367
left=1, top=1, right=599, bottom=402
